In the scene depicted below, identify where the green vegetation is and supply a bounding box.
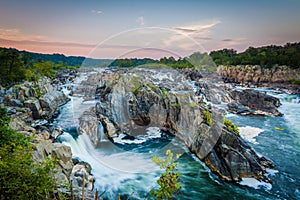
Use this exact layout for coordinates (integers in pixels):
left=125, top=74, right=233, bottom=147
left=189, top=102, right=197, bottom=108
left=0, top=108, right=56, bottom=199
left=223, top=117, right=239, bottom=135
left=210, top=42, right=300, bottom=69
left=130, top=76, right=143, bottom=96
left=203, top=109, right=213, bottom=125
left=150, top=150, right=182, bottom=200
left=161, top=88, right=168, bottom=99
left=0, top=48, right=81, bottom=85
left=290, top=79, right=300, bottom=85
left=108, top=56, right=194, bottom=69
left=171, top=103, right=181, bottom=109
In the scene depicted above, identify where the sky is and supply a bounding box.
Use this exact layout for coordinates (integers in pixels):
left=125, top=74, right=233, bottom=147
left=0, top=0, right=300, bottom=59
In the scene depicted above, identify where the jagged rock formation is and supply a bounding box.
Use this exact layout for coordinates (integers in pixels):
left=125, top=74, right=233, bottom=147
left=217, top=65, right=300, bottom=87
left=79, top=68, right=274, bottom=182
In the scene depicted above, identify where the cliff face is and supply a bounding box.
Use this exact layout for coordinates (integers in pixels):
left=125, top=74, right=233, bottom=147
left=217, top=65, right=300, bottom=85
left=79, top=68, right=274, bottom=182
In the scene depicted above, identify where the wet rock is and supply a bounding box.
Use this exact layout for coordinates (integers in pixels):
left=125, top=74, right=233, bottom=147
left=227, top=89, right=282, bottom=116
left=79, top=109, right=100, bottom=147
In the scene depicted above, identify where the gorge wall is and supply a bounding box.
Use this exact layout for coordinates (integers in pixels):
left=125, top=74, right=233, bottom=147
left=217, top=65, right=300, bottom=86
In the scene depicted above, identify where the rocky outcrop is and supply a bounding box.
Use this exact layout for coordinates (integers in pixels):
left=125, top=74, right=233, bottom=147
left=80, top=68, right=274, bottom=182
left=79, top=109, right=101, bottom=146
left=2, top=78, right=69, bottom=120
left=227, top=89, right=282, bottom=116
left=217, top=65, right=300, bottom=93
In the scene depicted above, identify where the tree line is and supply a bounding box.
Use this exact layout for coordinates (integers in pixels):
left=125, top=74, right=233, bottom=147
left=0, top=48, right=80, bottom=85
left=210, top=42, right=300, bottom=69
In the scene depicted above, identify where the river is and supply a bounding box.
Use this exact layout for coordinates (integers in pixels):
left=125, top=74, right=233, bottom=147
left=54, top=70, right=300, bottom=200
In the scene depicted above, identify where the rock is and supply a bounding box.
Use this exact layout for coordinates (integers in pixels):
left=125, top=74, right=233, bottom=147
left=80, top=68, right=274, bottom=182
left=50, top=127, right=64, bottom=140
left=39, top=90, right=69, bottom=113
left=227, top=89, right=282, bottom=116
left=70, top=162, right=94, bottom=191
left=24, top=99, right=42, bottom=119
left=32, top=139, right=53, bottom=161
left=9, top=117, right=36, bottom=133
left=41, top=129, right=51, bottom=140
left=79, top=109, right=100, bottom=147
left=51, top=143, right=74, bottom=179
left=217, top=65, right=300, bottom=89
left=182, top=69, right=203, bottom=81
left=204, top=130, right=273, bottom=182
left=196, top=82, right=232, bottom=104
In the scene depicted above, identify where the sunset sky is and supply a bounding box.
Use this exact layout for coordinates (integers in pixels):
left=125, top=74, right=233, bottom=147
left=0, top=0, right=299, bottom=59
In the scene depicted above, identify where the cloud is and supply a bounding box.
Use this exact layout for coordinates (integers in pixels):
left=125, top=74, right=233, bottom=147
left=0, top=28, right=46, bottom=41
left=136, top=16, right=145, bottom=26
left=163, top=20, right=221, bottom=50
left=172, top=20, right=221, bottom=36
left=91, top=9, right=103, bottom=14
left=222, top=38, right=233, bottom=42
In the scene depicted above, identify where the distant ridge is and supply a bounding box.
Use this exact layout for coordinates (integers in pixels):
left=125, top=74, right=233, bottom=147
left=0, top=47, right=112, bottom=67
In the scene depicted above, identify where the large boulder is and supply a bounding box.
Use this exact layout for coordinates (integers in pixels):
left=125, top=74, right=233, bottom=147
left=227, top=89, right=282, bottom=116
left=79, top=109, right=100, bottom=146
left=51, top=143, right=74, bottom=181
left=39, top=90, right=69, bottom=113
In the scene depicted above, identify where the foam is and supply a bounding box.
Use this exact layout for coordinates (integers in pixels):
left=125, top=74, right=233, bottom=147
left=239, top=178, right=272, bottom=190
left=239, top=126, right=264, bottom=144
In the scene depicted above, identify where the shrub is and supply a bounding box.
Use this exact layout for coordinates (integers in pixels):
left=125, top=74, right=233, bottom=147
left=203, top=109, right=213, bottom=125
left=0, top=108, right=55, bottom=199
left=171, top=103, right=181, bottom=109
left=223, top=117, right=239, bottom=135
left=149, top=150, right=182, bottom=200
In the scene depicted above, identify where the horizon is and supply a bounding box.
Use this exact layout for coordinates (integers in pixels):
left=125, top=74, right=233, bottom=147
left=1, top=0, right=300, bottom=59
left=2, top=41, right=299, bottom=61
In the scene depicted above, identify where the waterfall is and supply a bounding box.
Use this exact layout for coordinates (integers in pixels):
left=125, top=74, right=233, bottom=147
left=59, top=131, right=160, bottom=199
left=98, top=121, right=107, bottom=142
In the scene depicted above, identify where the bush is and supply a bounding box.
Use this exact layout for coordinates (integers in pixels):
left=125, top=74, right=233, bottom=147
left=223, top=117, right=239, bottom=135
left=149, top=150, right=182, bottom=200
left=0, top=108, right=55, bottom=199
left=203, top=109, right=213, bottom=125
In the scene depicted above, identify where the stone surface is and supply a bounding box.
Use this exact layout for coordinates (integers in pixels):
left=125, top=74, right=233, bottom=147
left=51, top=143, right=74, bottom=179
left=70, top=162, right=94, bottom=191
left=227, top=89, right=282, bottom=116
left=79, top=109, right=100, bottom=146
left=217, top=65, right=300, bottom=93
left=24, top=99, right=42, bottom=119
